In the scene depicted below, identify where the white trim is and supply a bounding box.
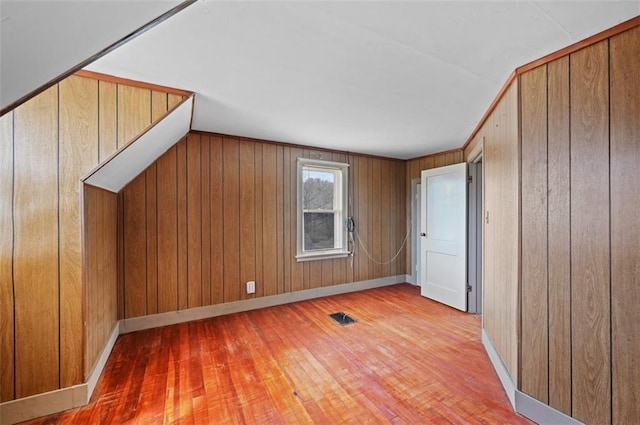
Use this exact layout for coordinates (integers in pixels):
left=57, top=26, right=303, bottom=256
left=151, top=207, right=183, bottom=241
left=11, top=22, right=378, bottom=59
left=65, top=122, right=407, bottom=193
left=405, top=274, right=417, bottom=285
left=516, top=391, right=584, bottom=425
left=467, top=137, right=483, bottom=164
left=0, top=385, right=88, bottom=425
left=121, top=275, right=405, bottom=334
left=86, top=323, right=120, bottom=399
left=482, top=328, right=584, bottom=425
left=295, top=251, right=350, bottom=262
left=481, top=328, right=516, bottom=408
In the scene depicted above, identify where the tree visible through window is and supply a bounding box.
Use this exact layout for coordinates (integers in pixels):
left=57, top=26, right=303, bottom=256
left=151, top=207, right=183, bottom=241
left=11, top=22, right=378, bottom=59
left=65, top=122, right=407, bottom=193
left=297, top=158, right=349, bottom=261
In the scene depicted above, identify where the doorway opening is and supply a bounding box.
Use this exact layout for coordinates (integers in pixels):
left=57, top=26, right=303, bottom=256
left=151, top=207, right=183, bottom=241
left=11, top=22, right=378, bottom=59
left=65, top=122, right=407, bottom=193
left=467, top=158, right=483, bottom=314
left=410, top=178, right=421, bottom=286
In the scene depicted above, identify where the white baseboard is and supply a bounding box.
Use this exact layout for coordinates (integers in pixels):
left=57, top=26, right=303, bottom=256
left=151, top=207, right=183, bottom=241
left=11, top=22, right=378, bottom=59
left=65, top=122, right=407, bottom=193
left=405, top=274, right=417, bottom=285
left=482, top=328, right=583, bottom=425
left=121, top=275, right=407, bottom=333
left=1, top=276, right=407, bottom=424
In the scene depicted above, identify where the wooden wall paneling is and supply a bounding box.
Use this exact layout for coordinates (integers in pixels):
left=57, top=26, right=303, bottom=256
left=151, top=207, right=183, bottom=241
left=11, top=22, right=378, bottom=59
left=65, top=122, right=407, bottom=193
left=156, top=146, right=179, bottom=313
left=200, top=136, right=212, bottom=306
left=546, top=56, right=572, bottom=415
left=370, top=158, right=382, bottom=278
left=116, top=192, right=125, bottom=319
left=570, top=41, right=610, bottom=425
left=254, top=143, right=264, bottom=297
left=13, top=86, right=60, bottom=398
left=276, top=145, right=285, bottom=294
left=356, top=156, right=369, bottom=282
left=151, top=91, right=168, bottom=122
left=380, top=159, right=391, bottom=278
left=282, top=146, right=292, bottom=292
left=83, top=185, right=117, bottom=378
left=610, top=26, right=640, bottom=424
left=421, top=156, right=435, bottom=172
left=176, top=139, right=188, bottom=309
left=98, top=81, right=117, bottom=161
left=168, top=94, right=183, bottom=110
left=0, top=111, right=14, bottom=402
left=59, top=76, right=99, bottom=386
left=123, top=174, right=147, bottom=318
left=289, top=147, right=304, bottom=292
left=261, top=143, right=277, bottom=296
left=145, top=164, right=158, bottom=315
left=519, top=65, right=549, bottom=402
left=433, top=154, right=445, bottom=168
left=239, top=140, right=256, bottom=300
left=210, top=136, right=224, bottom=304
left=117, top=85, right=151, bottom=147
left=223, top=138, right=241, bottom=302
left=187, top=134, right=202, bottom=308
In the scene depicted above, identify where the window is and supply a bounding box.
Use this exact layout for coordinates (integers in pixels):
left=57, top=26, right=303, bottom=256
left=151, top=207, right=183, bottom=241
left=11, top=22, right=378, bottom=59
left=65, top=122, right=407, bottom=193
left=296, top=158, right=349, bottom=261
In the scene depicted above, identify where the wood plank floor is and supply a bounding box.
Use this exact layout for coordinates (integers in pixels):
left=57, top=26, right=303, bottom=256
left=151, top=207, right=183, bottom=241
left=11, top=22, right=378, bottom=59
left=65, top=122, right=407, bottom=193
left=24, top=284, right=531, bottom=424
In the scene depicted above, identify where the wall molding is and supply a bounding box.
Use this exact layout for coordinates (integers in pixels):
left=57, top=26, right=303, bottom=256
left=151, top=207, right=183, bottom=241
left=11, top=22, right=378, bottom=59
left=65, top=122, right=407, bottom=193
left=121, top=275, right=407, bottom=333
left=482, top=329, right=584, bottom=425
left=1, top=277, right=405, bottom=424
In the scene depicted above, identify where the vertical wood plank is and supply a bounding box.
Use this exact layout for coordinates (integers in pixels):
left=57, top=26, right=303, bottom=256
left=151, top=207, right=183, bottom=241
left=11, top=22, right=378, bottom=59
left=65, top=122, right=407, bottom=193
left=570, top=41, right=610, bottom=425
left=223, top=138, right=240, bottom=302
left=0, top=111, right=14, bottom=402
left=187, top=134, right=202, bottom=308
left=519, top=65, right=549, bottom=402
left=117, top=85, right=151, bottom=147
left=370, top=158, right=382, bottom=278
left=356, top=156, right=369, bottom=281
left=210, top=136, right=224, bottom=304
left=610, top=26, right=640, bottom=425
left=276, top=145, right=285, bottom=294
left=98, top=81, right=117, bottom=161
left=151, top=91, right=168, bottom=122
left=239, top=140, right=256, bottom=299
left=168, top=94, right=183, bottom=110
left=123, top=174, right=147, bottom=318
left=157, top=146, right=178, bottom=313
left=200, top=137, right=212, bottom=306
left=380, top=159, right=391, bottom=277
left=262, top=144, right=277, bottom=296
left=283, top=146, right=292, bottom=293
left=145, top=164, right=158, bottom=315
left=254, top=143, right=264, bottom=297
left=176, top=139, right=188, bottom=310
left=547, top=56, right=572, bottom=415
left=13, top=86, right=59, bottom=397
left=59, top=76, right=99, bottom=387
left=290, top=147, right=304, bottom=292
left=116, top=192, right=125, bottom=319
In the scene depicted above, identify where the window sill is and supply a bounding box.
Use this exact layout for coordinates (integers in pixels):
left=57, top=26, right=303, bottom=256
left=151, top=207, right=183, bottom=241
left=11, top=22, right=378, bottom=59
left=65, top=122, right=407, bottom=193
left=295, top=251, right=351, bottom=262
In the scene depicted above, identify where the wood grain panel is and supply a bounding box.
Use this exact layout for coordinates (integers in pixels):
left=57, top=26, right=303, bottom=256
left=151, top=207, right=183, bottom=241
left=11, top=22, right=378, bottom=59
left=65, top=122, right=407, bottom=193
left=123, top=174, right=147, bottom=318
left=610, top=25, right=640, bottom=424
left=254, top=143, right=264, bottom=297
left=223, top=138, right=240, bottom=302
left=187, top=134, right=202, bottom=308
left=570, top=41, right=610, bottom=425
left=151, top=91, right=168, bottom=121
left=0, top=111, right=14, bottom=402
left=59, top=76, right=99, bottom=387
left=239, top=140, right=256, bottom=299
left=546, top=56, right=571, bottom=415
left=176, top=139, right=188, bottom=310
left=157, top=146, right=178, bottom=313
left=276, top=146, right=285, bottom=294
left=370, top=158, right=382, bottom=278
left=117, top=85, right=151, bottom=147
left=519, top=65, right=549, bottom=402
left=13, top=86, right=60, bottom=398
left=98, top=81, right=117, bottom=161
left=283, top=147, right=292, bottom=292
left=380, top=159, right=391, bottom=277
left=262, top=143, right=277, bottom=297
left=145, top=164, right=158, bottom=315
left=83, top=185, right=117, bottom=378
left=200, top=137, right=212, bottom=306
left=356, top=156, right=369, bottom=282
left=210, top=136, right=224, bottom=304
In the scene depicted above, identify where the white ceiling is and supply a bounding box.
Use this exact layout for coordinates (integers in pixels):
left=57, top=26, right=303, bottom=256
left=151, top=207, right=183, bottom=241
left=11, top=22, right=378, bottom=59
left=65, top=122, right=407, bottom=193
left=5, top=1, right=639, bottom=159
left=0, top=0, right=185, bottom=112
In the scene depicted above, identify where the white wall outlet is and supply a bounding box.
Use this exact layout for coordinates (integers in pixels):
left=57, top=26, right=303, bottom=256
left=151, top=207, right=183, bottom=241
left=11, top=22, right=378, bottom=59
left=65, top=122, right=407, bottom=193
left=246, top=281, right=256, bottom=294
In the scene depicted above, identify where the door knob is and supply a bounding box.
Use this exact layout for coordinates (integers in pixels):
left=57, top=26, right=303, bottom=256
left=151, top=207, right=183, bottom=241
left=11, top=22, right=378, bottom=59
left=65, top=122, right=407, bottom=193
left=420, top=233, right=426, bottom=237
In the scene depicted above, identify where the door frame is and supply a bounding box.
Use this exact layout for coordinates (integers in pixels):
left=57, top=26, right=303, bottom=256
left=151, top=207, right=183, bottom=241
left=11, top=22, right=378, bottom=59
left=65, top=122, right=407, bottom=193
left=410, top=178, right=421, bottom=285
left=467, top=143, right=483, bottom=314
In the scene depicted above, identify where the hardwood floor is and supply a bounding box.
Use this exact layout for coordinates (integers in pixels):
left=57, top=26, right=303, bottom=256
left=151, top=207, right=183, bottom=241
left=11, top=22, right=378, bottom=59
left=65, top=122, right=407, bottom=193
left=24, top=284, right=530, bottom=424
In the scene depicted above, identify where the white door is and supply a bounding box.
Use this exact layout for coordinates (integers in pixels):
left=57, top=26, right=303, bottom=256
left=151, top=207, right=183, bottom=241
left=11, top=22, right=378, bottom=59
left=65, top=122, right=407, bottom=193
left=419, top=163, right=467, bottom=311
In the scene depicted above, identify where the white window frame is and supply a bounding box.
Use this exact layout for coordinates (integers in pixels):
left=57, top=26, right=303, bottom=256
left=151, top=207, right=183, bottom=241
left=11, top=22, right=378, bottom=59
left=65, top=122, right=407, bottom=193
left=296, top=158, right=349, bottom=262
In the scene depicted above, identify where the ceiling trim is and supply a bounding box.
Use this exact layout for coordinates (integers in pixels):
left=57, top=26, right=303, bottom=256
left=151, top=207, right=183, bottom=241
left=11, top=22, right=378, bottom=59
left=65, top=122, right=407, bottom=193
left=75, top=70, right=192, bottom=97
left=462, top=14, right=640, bottom=153
left=0, top=0, right=196, bottom=117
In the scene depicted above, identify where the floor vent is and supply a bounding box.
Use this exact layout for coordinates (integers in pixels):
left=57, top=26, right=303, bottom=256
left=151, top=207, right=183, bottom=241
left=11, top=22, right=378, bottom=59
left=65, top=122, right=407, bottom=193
left=329, top=312, right=356, bottom=326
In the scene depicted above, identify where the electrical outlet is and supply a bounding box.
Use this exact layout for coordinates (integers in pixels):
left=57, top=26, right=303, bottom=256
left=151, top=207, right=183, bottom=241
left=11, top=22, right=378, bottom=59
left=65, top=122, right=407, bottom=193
left=246, top=281, right=256, bottom=294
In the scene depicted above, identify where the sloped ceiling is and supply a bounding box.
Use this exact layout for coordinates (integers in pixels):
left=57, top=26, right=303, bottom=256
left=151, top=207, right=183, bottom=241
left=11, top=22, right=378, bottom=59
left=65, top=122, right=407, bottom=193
left=0, top=0, right=188, bottom=112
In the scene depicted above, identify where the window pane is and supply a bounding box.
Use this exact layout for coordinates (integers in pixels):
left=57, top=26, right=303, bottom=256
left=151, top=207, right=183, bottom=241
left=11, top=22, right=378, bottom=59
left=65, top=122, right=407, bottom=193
left=303, top=212, right=335, bottom=250
left=302, top=169, right=334, bottom=210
